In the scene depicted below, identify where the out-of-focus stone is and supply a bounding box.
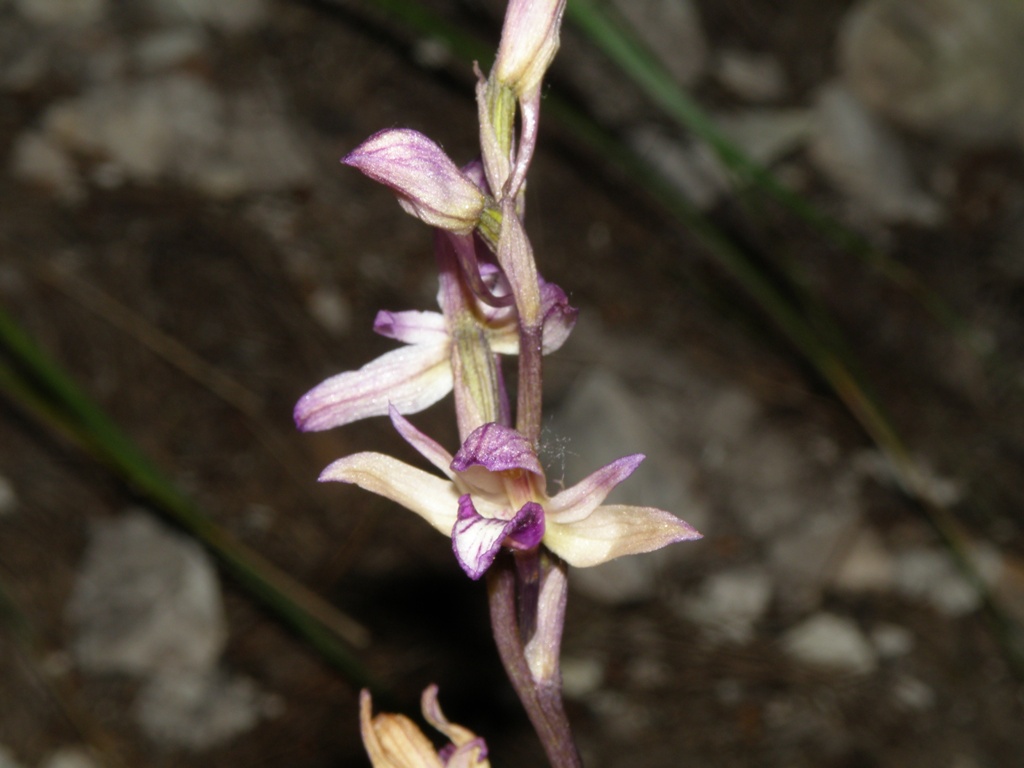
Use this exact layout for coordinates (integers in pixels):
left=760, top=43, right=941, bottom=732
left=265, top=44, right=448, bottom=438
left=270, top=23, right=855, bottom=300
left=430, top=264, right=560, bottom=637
left=44, top=74, right=225, bottom=184
left=840, top=0, right=1024, bottom=147
left=893, top=545, right=1002, bottom=617
left=134, top=668, right=266, bottom=750
left=0, top=745, right=26, bottom=768
left=66, top=510, right=227, bottom=676
left=0, top=475, right=16, bottom=516
left=9, top=131, right=84, bottom=204
left=40, top=74, right=312, bottom=197
left=830, top=526, right=894, bottom=593
left=810, top=82, right=942, bottom=225
left=39, top=747, right=100, bottom=768
left=14, top=0, right=106, bottom=26
left=715, top=49, right=787, bottom=102
left=145, top=0, right=268, bottom=33
left=781, top=613, right=877, bottom=674
left=134, top=28, right=208, bottom=73
left=676, top=566, right=773, bottom=643
left=610, top=0, right=707, bottom=87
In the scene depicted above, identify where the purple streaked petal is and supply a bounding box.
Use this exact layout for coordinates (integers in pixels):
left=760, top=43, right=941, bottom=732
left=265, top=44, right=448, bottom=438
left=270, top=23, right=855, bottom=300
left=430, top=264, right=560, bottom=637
left=543, top=504, right=702, bottom=568
left=452, top=495, right=514, bottom=580
left=388, top=405, right=455, bottom=479
left=373, top=309, right=447, bottom=345
left=451, top=422, right=543, bottom=476
left=320, top=452, right=461, bottom=535
left=343, top=128, right=485, bottom=234
left=294, top=342, right=451, bottom=431
left=546, top=454, right=645, bottom=524
left=538, top=278, right=577, bottom=353
left=505, top=501, right=545, bottom=550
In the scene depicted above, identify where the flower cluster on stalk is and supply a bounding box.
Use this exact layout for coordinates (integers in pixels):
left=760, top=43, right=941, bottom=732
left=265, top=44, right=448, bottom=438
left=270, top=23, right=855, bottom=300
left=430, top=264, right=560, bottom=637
left=296, top=1, right=701, bottom=763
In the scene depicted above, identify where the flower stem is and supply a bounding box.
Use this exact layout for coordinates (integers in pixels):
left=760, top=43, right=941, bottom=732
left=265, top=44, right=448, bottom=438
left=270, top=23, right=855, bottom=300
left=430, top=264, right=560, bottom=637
left=487, top=553, right=581, bottom=768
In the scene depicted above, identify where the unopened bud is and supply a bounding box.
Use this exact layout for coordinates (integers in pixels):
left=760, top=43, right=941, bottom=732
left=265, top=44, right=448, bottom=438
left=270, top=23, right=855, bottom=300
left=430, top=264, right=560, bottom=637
left=494, top=0, right=567, bottom=99
left=344, top=128, right=485, bottom=234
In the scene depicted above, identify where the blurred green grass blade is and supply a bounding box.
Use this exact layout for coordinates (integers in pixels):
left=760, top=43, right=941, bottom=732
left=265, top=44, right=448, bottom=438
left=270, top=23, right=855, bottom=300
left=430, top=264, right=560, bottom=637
left=0, top=304, right=378, bottom=690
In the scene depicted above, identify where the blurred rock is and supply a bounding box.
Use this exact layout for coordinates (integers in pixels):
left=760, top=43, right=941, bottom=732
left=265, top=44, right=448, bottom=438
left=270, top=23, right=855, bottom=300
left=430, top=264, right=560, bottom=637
left=840, top=0, right=1024, bottom=147
left=810, top=82, right=942, bottom=225
left=715, top=49, right=787, bottom=102
left=39, top=74, right=312, bottom=196
left=610, top=0, right=707, bottom=86
left=830, top=526, right=894, bottom=593
left=13, top=0, right=106, bottom=26
left=870, top=623, right=915, bottom=659
left=66, top=510, right=227, bottom=676
left=0, top=745, right=25, bottom=768
left=44, top=74, right=224, bottom=184
left=144, top=0, right=268, bottom=33
left=134, top=668, right=266, bottom=750
left=675, top=566, right=773, bottom=643
left=893, top=545, right=1002, bottom=617
left=558, top=0, right=706, bottom=128
left=630, top=109, right=814, bottom=210
left=0, top=474, right=15, bottom=516
left=9, top=131, right=84, bottom=204
left=891, top=674, right=936, bottom=712
left=561, top=656, right=605, bottom=700
left=39, top=748, right=99, bottom=768
left=782, top=613, right=877, bottom=674
left=134, top=27, right=208, bottom=73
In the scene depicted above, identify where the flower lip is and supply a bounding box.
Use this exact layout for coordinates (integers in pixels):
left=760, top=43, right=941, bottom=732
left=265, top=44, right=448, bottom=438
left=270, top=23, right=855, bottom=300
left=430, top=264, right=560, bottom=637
left=450, top=422, right=544, bottom=476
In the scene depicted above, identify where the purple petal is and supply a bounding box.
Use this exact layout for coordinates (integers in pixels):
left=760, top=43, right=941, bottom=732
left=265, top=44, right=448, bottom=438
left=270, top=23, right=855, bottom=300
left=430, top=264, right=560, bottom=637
left=388, top=405, right=455, bottom=479
left=538, top=277, right=577, bottom=353
left=546, top=454, right=645, bottom=524
left=343, top=128, right=484, bottom=234
left=452, top=495, right=514, bottom=580
left=451, top=422, right=543, bottom=476
left=373, top=309, right=447, bottom=345
left=506, top=501, right=545, bottom=550
left=451, top=495, right=544, bottom=579
left=294, top=342, right=451, bottom=431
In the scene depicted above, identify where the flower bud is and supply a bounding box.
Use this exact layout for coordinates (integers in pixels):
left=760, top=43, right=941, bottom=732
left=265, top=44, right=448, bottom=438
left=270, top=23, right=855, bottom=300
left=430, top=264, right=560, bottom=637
left=494, top=0, right=567, bottom=99
left=343, top=128, right=485, bottom=234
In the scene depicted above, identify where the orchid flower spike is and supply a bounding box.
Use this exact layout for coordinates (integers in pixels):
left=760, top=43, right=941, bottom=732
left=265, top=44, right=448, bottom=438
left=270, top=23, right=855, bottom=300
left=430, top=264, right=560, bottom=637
left=320, top=409, right=701, bottom=580
left=360, top=687, right=490, bottom=768
left=293, top=268, right=575, bottom=432
left=343, top=128, right=487, bottom=234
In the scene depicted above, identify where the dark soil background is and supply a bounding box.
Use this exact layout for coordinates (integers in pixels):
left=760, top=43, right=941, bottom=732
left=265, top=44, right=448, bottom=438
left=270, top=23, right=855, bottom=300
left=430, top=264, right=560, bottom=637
left=2, top=1, right=1024, bottom=767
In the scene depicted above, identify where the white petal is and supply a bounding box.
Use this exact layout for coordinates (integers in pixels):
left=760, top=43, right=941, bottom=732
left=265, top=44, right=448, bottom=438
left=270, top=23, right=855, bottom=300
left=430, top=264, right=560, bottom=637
left=374, top=310, right=448, bottom=345
left=320, top=452, right=459, bottom=535
left=543, top=504, right=701, bottom=568
left=295, top=342, right=452, bottom=431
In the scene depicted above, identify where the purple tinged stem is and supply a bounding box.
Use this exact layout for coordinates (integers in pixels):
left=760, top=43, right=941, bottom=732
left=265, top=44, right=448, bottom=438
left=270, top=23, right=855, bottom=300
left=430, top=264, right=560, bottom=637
left=487, top=553, right=581, bottom=768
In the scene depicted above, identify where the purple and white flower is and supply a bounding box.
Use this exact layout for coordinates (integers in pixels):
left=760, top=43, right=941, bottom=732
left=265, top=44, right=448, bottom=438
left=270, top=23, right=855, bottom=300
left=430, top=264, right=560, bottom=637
left=319, top=408, right=701, bottom=579
left=293, top=271, right=576, bottom=432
